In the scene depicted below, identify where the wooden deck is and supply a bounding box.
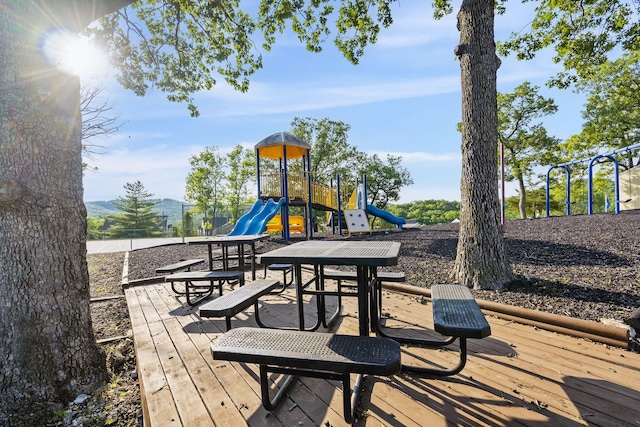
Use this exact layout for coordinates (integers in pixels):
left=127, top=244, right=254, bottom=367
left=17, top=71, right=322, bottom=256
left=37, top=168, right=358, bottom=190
left=124, top=273, right=640, bottom=427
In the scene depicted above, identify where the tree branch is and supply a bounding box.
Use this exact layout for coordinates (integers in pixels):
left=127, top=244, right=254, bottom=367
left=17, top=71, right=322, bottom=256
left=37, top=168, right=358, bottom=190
left=52, top=0, right=136, bottom=30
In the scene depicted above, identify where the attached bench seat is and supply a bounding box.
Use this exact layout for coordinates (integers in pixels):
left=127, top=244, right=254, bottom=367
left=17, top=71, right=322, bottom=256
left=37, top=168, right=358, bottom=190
left=211, top=327, right=401, bottom=423
left=155, top=258, right=204, bottom=274
left=200, top=279, right=282, bottom=330
left=373, top=284, right=490, bottom=377
left=432, top=284, right=491, bottom=339
left=323, top=269, right=405, bottom=284
left=165, top=270, right=245, bottom=306
left=263, top=263, right=293, bottom=286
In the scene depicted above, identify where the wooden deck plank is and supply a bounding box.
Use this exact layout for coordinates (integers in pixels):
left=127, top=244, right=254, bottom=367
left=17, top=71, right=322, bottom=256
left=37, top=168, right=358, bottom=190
left=131, top=284, right=216, bottom=426
left=148, top=288, right=249, bottom=427
left=146, top=317, right=216, bottom=426
left=376, top=291, right=638, bottom=426
left=161, top=283, right=314, bottom=427
left=151, top=284, right=286, bottom=427
left=126, top=274, right=640, bottom=427
left=125, top=287, right=181, bottom=426
left=337, top=306, right=549, bottom=426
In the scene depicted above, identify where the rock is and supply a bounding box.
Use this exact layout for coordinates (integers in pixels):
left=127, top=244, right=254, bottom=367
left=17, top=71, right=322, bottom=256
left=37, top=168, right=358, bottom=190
left=73, top=394, right=88, bottom=405
left=624, top=307, right=640, bottom=329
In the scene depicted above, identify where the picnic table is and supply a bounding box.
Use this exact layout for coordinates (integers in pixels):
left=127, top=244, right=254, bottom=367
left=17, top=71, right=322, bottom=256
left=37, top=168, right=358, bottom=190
left=213, top=239, right=491, bottom=420
left=188, top=234, right=269, bottom=280
left=258, top=240, right=401, bottom=336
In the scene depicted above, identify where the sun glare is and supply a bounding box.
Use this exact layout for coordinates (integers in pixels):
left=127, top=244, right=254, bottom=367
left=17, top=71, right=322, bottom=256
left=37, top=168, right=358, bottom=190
left=41, top=29, right=110, bottom=78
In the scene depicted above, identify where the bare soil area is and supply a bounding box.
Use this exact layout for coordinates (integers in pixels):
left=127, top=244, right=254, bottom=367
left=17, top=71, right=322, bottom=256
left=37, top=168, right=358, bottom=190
left=61, top=211, right=639, bottom=426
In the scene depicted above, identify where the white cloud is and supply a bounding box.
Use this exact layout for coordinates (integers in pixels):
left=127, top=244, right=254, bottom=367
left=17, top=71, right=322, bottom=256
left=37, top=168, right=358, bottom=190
left=367, top=150, right=461, bottom=163
left=83, top=140, right=260, bottom=201
left=83, top=144, right=200, bottom=201
left=376, top=12, right=457, bottom=48
left=196, top=75, right=461, bottom=118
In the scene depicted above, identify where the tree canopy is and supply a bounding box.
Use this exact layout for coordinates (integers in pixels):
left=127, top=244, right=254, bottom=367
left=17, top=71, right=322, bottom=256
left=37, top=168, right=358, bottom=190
left=289, top=117, right=358, bottom=184
left=499, top=0, right=640, bottom=88
left=185, top=146, right=227, bottom=219
left=389, top=199, right=460, bottom=225
left=357, top=153, right=413, bottom=209
left=574, top=52, right=640, bottom=170
left=87, top=1, right=397, bottom=116
left=225, top=145, right=256, bottom=222
left=288, top=116, right=413, bottom=209
left=497, top=82, right=560, bottom=219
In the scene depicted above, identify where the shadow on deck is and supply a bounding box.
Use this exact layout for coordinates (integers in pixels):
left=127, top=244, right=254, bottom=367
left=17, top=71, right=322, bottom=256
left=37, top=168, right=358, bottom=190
left=124, top=274, right=640, bottom=426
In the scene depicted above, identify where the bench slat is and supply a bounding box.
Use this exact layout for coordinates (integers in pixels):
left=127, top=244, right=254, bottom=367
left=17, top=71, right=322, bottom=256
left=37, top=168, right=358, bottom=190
left=211, top=327, right=400, bottom=376
left=155, top=258, right=204, bottom=274
left=200, top=280, right=280, bottom=318
left=165, top=270, right=243, bottom=281
left=267, top=264, right=292, bottom=271
left=323, top=270, right=405, bottom=282
left=266, top=263, right=293, bottom=286
left=212, top=327, right=401, bottom=423
left=165, top=270, right=245, bottom=306
left=431, top=284, right=491, bottom=339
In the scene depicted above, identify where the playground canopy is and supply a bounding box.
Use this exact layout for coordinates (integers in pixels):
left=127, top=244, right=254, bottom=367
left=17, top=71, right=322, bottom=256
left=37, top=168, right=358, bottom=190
left=255, top=132, right=311, bottom=160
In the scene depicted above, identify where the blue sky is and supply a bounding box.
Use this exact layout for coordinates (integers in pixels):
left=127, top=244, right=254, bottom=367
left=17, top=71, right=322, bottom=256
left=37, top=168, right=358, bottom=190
left=81, top=2, right=586, bottom=203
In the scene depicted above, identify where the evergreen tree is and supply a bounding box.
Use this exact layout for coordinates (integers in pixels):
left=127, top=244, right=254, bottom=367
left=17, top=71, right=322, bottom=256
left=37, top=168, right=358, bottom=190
left=110, top=181, right=160, bottom=238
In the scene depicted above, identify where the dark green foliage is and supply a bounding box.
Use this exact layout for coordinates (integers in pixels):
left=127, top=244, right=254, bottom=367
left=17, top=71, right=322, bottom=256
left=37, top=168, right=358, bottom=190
left=108, top=181, right=162, bottom=238
left=182, top=210, right=196, bottom=237
left=86, top=216, right=104, bottom=240
left=388, top=200, right=460, bottom=225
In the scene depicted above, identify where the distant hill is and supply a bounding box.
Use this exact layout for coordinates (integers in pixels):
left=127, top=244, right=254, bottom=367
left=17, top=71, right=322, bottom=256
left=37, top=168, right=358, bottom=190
left=85, top=198, right=188, bottom=225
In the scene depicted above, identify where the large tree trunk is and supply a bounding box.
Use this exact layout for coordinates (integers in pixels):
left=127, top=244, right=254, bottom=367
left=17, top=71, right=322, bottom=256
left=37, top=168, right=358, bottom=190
left=0, top=2, right=106, bottom=424
left=452, top=0, right=514, bottom=290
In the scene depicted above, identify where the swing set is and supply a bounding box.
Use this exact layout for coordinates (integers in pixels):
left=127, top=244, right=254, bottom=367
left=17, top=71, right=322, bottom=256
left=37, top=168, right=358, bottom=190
left=545, top=142, right=640, bottom=216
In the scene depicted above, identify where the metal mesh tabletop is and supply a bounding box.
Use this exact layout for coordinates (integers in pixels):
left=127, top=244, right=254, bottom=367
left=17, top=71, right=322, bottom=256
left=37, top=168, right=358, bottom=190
left=258, top=240, right=401, bottom=266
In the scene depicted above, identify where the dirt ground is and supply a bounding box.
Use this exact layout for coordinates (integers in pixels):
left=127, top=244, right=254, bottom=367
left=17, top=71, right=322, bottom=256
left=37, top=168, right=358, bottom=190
left=59, top=210, right=640, bottom=426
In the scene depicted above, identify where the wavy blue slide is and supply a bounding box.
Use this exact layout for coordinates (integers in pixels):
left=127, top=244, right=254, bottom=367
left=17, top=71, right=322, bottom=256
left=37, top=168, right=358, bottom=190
left=366, top=204, right=406, bottom=228
left=245, top=198, right=285, bottom=234
left=228, top=198, right=286, bottom=235
left=227, top=199, right=265, bottom=236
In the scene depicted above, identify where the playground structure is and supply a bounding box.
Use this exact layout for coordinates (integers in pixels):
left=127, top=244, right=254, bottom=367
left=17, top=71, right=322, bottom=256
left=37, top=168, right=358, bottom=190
left=546, top=142, right=640, bottom=216
left=228, top=132, right=406, bottom=239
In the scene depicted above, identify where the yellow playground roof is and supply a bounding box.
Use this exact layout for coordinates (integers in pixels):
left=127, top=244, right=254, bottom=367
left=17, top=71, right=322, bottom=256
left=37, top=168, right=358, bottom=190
left=255, top=132, right=311, bottom=160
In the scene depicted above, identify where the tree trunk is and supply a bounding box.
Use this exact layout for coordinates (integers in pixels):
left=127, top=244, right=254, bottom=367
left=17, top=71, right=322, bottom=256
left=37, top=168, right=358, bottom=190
left=452, top=0, right=514, bottom=290
left=518, top=175, right=527, bottom=219
left=0, top=2, right=106, bottom=424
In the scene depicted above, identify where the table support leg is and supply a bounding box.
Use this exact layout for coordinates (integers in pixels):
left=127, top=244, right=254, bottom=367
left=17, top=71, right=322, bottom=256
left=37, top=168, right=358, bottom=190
left=357, top=265, right=369, bottom=336
left=250, top=243, right=256, bottom=280
left=207, top=245, right=214, bottom=270
left=295, top=264, right=305, bottom=331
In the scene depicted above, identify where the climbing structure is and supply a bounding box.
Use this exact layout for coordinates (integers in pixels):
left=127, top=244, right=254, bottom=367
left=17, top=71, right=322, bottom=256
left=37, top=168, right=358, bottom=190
left=255, top=132, right=354, bottom=239
left=254, top=132, right=406, bottom=239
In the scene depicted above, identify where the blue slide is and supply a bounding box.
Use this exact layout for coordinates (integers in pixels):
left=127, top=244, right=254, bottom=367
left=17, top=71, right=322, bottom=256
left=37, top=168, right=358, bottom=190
left=227, top=199, right=265, bottom=236
left=228, top=198, right=286, bottom=235
left=366, top=204, right=406, bottom=228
